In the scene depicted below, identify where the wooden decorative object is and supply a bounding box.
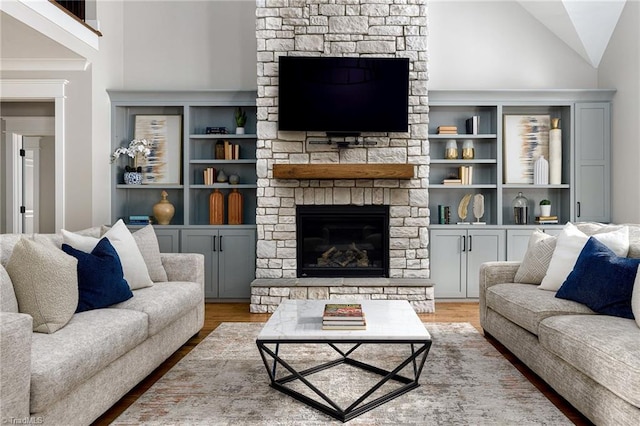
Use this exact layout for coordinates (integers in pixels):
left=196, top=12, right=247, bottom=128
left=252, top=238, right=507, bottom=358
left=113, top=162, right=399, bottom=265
left=272, top=164, right=414, bottom=180
left=227, top=188, right=243, bottom=225
left=152, top=190, right=175, bottom=225
left=209, top=189, right=224, bottom=225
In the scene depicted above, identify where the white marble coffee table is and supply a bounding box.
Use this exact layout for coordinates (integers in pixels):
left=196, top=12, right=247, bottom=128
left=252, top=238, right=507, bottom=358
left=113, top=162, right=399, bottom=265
left=256, top=299, right=432, bottom=422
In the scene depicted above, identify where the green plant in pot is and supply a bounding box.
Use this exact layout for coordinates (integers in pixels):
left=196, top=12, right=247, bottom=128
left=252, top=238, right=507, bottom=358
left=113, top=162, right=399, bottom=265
left=235, top=107, right=247, bottom=135
left=539, top=199, right=552, bottom=217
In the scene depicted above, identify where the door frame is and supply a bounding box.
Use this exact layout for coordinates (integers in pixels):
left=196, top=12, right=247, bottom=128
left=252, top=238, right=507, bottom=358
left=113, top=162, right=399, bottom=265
left=1, top=79, right=67, bottom=232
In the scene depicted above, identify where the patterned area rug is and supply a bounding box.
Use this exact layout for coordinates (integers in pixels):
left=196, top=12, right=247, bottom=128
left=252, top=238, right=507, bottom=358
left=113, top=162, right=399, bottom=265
left=113, top=322, right=571, bottom=425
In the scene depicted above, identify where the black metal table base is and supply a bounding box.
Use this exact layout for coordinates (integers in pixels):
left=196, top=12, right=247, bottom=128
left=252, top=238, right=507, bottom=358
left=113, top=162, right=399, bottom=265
left=256, top=339, right=432, bottom=422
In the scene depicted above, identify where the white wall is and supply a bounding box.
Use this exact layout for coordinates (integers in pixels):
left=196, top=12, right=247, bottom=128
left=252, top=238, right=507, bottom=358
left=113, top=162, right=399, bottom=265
left=428, top=1, right=599, bottom=89
left=598, top=0, right=640, bottom=223
left=122, top=0, right=257, bottom=90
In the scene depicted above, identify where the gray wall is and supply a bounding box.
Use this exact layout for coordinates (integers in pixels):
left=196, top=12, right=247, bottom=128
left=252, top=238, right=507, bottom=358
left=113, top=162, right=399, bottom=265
left=599, top=0, right=640, bottom=223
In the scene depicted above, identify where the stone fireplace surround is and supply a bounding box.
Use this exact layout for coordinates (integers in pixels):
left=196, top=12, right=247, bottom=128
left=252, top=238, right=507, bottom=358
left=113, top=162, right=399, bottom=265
left=251, top=0, right=431, bottom=312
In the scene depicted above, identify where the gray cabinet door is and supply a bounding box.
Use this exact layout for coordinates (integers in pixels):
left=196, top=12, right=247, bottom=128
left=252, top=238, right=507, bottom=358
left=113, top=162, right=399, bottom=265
left=430, top=230, right=466, bottom=298
left=466, top=230, right=505, bottom=298
left=154, top=228, right=180, bottom=253
left=218, top=228, right=256, bottom=299
left=506, top=229, right=535, bottom=261
left=575, top=102, right=610, bottom=223
left=181, top=230, right=219, bottom=298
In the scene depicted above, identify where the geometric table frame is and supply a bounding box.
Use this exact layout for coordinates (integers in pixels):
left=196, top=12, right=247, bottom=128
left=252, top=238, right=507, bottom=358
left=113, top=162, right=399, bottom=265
left=256, top=339, right=432, bottom=422
left=255, top=299, right=432, bottom=423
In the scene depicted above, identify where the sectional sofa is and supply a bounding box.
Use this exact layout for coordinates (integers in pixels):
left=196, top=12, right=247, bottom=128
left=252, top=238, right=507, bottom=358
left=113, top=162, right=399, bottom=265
left=0, top=227, right=205, bottom=425
left=480, top=223, right=640, bottom=426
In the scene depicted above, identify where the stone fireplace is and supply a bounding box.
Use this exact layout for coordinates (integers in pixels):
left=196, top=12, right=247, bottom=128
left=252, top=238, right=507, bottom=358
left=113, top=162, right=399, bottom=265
left=250, top=0, right=434, bottom=313
left=297, top=205, right=389, bottom=278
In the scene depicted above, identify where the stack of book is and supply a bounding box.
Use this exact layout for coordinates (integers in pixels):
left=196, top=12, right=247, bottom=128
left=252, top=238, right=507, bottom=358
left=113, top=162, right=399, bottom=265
left=443, top=178, right=462, bottom=185
left=129, top=215, right=152, bottom=225
left=536, top=215, right=559, bottom=224
left=203, top=167, right=216, bottom=185
left=322, top=303, right=366, bottom=330
left=438, top=205, right=451, bottom=224
left=224, top=141, right=241, bottom=160
left=437, top=125, right=458, bottom=135
left=459, top=165, right=473, bottom=184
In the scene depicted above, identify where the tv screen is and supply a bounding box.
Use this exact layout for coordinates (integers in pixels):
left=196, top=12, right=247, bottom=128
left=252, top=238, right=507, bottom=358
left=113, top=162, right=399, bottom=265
left=278, top=56, right=409, bottom=134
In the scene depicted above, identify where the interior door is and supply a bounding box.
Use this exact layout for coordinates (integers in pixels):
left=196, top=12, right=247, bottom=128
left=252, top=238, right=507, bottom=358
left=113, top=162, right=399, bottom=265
left=22, top=137, right=41, bottom=233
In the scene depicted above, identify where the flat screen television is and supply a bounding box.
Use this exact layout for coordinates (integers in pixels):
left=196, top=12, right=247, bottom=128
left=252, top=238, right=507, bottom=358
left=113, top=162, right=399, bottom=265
left=278, top=56, right=409, bottom=135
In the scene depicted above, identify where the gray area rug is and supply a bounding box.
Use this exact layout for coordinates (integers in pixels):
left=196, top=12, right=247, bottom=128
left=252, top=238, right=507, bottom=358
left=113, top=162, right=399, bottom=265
left=113, top=322, right=571, bottom=425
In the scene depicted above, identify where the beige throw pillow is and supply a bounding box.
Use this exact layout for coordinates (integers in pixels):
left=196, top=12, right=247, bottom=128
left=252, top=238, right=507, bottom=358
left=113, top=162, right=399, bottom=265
left=539, top=223, right=630, bottom=291
left=131, top=225, right=168, bottom=282
left=6, top=238, right=78, bottom=333
left=514, top=229, right=557, bottom=284
left=62, top=219, right=153, bottom=290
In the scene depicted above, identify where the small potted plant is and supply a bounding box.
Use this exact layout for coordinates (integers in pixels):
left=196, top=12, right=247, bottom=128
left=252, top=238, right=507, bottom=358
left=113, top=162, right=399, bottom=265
left=235, top=107, right=247, bottom=135
left=539, top=199, right=552, bottom=217
left=110, top=138, right=151, bottom=185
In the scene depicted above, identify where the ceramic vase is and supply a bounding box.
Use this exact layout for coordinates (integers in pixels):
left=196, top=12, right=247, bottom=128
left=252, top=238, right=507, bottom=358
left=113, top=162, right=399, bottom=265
left=534, top=155, right=549, bottom=185
left=227, top=189, right=243, bottom=225
left=124, top=171, right=143, bottom=185
left=153, top=190, right=175, bottom=225
left=549, top=118, right=562, bottom=184
left=209, top=189, right=224, bottom=225
left=236, top=127, right=245, bottom=135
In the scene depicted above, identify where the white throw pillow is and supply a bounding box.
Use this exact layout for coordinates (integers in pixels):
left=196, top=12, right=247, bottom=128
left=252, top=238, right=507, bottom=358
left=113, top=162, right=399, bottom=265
left=62, top=219, right=153, bottom=290
left=539, top=222, right=630, bottom=291
left=6, top=238, right=78, bottom=333
left=633, top=270, right=640, bottom=328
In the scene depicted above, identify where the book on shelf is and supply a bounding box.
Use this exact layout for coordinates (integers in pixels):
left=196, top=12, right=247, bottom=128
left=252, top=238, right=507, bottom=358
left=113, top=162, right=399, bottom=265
left=223, top=141, right=241, bottom=160
left=129, top=215, right=151, bottom=221
left=322, top=303, right=364, bottom=321
left=443, top=178, right=462, bottom=185
left=203, top=167, right=216, bottom=185
left=536, top=215, right=559, bottom=224
left=438, top=205, right=452, bottom=224
left=437, top=125, right=458, bottom=134
left=458, top=165, right=473, bottom=185
left=465, top=115, right=480, bottom=135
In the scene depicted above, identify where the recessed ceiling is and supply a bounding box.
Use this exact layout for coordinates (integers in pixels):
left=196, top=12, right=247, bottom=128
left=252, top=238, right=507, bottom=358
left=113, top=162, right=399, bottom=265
left=518, top=0, right=626, bottom=68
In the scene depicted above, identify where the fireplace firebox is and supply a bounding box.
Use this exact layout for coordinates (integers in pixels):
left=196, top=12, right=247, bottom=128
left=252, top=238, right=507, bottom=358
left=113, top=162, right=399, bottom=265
left=296, top=205, right=389, bottom=277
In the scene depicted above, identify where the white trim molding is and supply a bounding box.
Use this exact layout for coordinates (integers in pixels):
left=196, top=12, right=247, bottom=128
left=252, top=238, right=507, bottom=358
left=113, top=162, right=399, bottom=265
left=1, top=79, right=67, bottom=231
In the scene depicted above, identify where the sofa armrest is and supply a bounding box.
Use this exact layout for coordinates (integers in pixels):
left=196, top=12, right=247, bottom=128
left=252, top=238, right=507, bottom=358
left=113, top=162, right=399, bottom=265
left=160, top=253, right=205, bottom=290
left=479, top=261, right=521, bottom=330
left=0, top=312, right=32, bottom=422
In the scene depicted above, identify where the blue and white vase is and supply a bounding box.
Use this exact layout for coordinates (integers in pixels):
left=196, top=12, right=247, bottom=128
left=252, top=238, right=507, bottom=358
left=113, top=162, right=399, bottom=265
left=124, top=171, right=143, bottom=185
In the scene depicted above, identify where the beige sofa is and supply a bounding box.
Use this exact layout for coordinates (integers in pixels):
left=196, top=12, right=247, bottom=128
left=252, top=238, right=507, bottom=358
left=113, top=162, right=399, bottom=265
left=480, top=223, right=640, bottom=426
left=0, top=229, right=205, bottom=425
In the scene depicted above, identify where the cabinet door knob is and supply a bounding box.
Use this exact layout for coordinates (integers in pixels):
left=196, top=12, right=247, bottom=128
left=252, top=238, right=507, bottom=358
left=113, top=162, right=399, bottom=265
left=577, top=201, right=581, bottom=218
left=462, top=235, right=466, bottom=252
left=213, top=235, right=217, bottom=252
left=220, top=236, right=223, bottom=252
left=468, top=235, right=473, bottom=252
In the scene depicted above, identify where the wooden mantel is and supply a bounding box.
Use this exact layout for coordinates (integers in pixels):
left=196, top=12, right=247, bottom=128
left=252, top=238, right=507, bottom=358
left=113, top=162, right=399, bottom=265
left=272, top=164, right=415, bottom=180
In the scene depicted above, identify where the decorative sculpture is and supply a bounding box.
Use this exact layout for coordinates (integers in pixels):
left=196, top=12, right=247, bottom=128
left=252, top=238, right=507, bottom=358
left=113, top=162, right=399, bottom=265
left=457, top=193, right=472, bottom=224
left=473, top=194, right=486, bottom=224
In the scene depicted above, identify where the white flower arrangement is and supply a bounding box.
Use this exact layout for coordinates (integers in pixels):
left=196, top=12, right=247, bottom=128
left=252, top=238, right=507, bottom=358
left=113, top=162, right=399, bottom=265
left=110, top=139, right=152, bottom=170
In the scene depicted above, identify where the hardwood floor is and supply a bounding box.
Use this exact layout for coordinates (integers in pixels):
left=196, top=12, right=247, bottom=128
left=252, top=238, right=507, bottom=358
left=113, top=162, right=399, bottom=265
left=93, top=302, right=592, bottom=425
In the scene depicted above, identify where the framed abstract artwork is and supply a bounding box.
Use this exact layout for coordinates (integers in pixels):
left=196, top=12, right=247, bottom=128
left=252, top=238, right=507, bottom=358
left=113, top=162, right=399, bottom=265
left=134, top=115, right=182, bottom=184
left=503, top=115, right=550, bottom=184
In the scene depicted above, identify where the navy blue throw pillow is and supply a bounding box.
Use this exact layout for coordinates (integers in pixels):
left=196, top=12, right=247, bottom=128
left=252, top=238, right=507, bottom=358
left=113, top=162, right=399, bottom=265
left=556, top=237, right=638, bottom=319
left=62, top=237, right=133, bottom=312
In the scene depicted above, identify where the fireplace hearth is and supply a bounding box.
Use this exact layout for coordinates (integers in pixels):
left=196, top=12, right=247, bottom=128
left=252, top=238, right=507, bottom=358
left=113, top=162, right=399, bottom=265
left=296, top=205, right=389, bottom=277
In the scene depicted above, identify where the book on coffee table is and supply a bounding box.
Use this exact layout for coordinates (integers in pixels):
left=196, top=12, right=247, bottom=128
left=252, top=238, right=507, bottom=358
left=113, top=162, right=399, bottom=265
left=322, top=303, right=364, bottom=321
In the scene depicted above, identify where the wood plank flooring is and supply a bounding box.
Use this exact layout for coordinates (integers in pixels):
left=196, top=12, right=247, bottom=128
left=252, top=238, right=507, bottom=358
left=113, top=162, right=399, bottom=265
left=93, top=302, right=592, bottom=425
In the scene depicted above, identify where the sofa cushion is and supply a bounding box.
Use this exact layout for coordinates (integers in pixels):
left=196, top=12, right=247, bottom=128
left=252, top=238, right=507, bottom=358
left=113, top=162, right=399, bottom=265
left=0, top=264, right=18, bottom=313
left=539, top=314, right=640, bottom=408
left=63, top=219, right=153, bottom=290
left=486, top=283, right=594, bottom=335
left=7, top=238, right=78, bottom=333
left=0, top=234, right=24, bottom=267
left=514, top=229, right=556, bottom=284
left=29, top=308, right=148, bottom=413
left=62, top=238, right=134, bottom=312
left=556, top=237, right=639, bottom=319
left=112, top=281, right=202, bottom=336
left=634, top=272, right=640, bottom=328
left=539, top=223, right=629, bottom=291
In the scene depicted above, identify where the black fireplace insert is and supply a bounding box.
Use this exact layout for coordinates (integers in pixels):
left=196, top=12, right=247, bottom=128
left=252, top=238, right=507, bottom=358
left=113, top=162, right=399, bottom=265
left=296, top=205, right=389, bottom=277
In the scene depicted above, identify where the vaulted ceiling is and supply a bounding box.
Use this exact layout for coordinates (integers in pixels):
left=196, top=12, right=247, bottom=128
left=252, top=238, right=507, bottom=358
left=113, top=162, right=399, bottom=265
left=518, top=0, right=626, bottom=67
